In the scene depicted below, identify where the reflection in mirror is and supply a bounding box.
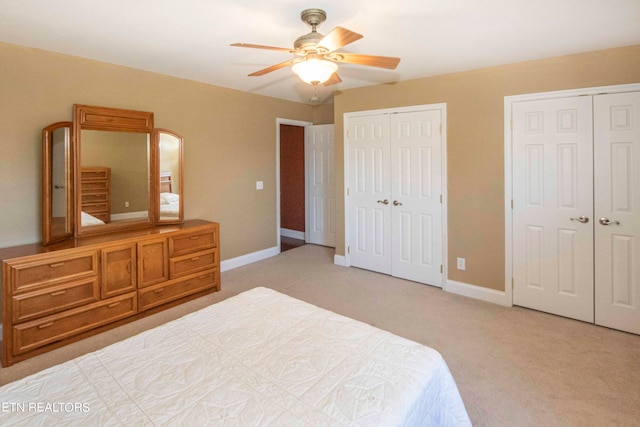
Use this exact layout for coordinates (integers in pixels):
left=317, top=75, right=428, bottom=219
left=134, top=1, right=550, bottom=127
left=80, top=130, right=150, bottom=229
left=157, top=129, right=183, bottom=223
left=42, top=122, right=72, bottom=245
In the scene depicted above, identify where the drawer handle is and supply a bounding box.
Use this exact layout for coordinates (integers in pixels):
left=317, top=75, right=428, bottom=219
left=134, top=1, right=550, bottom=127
left=49, top=262, right=65, bottom=268
left=189, top=236, right=200, bottom=240
left=50, top=290, right=67, bottom=297
left=190, top=257, right=200, bottom=262
left=107, top=302, right=121, bottom=308
left=38, top=322, right=54, bottom=329
left=153, top=288, right=165, bottom=294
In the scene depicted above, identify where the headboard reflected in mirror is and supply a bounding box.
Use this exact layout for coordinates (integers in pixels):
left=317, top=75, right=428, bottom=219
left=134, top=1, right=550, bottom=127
left=41, top=105, right=185, bottom=244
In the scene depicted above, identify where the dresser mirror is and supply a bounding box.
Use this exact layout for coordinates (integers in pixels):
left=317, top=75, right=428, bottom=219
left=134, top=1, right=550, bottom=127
left=156, top=129, right=184, bottom=223
left=42, top=122, right=73, bottom=245
left=41, top=105, right=184, bottom=244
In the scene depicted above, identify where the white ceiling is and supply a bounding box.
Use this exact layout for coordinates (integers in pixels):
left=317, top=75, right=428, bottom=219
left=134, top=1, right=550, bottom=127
left=1, top=0, right=639, bottom=105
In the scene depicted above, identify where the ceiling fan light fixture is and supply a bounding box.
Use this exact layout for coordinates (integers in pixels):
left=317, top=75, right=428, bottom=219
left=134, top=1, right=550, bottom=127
left=292, top=58, right=338, bottom=84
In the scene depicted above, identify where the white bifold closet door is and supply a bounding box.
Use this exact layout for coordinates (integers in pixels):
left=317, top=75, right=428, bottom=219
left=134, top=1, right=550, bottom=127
left=348, top=109, right=443, bottom=287
left=594, top=92, right=640, bottom=334
left=512, top=91, right=640, bottom=334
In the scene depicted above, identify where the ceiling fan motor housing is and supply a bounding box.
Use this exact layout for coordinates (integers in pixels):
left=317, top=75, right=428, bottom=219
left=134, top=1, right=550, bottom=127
left=295, top=9, right=327, bottom=52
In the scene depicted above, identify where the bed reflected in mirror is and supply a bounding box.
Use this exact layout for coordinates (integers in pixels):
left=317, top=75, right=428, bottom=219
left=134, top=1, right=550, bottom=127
left=156, top=129, right=183, bottom=223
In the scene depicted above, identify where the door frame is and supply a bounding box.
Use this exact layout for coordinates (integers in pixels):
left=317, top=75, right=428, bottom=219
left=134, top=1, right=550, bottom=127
left=343, top=103, right=448, bottom=287
left=504, top=83, right=640, bottom=307
left=276, top=118, right=312, bottom=253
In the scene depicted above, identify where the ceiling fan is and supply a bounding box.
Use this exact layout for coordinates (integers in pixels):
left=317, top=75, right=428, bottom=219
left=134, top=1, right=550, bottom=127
left=231, top=8, right=400, bottom=86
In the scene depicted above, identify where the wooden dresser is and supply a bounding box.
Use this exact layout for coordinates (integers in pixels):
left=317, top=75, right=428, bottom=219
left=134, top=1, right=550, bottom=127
left=80, top=166, right=111, bottom=223
left=1, top=220, right=220, bottom=367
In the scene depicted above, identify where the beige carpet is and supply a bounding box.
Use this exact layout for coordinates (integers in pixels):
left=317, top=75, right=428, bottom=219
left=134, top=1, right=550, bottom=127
left=2, top=244, right=639, bottom=426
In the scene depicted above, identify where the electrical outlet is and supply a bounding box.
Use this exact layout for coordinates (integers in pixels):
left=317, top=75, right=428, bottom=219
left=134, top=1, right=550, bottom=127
left=125, top=201, right=129, bottom=208
left=256, top=181, right=263, bottom=190
left=457, top=257, right=466, bottom=270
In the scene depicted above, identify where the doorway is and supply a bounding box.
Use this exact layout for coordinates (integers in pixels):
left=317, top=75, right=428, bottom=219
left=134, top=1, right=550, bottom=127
left=276, top=119, right=336, bottom=253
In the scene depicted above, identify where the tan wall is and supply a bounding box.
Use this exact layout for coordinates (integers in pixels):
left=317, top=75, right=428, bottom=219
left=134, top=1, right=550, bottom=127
left=313, top=103, right=335, bottom=125
left=0, top=42, right=316, bottom=259
left=334, top=45, right=640, bottom=291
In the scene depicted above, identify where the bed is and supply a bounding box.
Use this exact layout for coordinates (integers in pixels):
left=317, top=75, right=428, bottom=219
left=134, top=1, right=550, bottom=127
left=0, top=287, right=471, bottom=426
left=80, top=211, right=106, bottom=227
left=160, top=192, right=180, bottom=217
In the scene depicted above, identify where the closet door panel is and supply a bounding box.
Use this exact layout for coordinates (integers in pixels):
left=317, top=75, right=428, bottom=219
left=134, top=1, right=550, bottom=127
left=390, top=110, right=443, bottom=287
left=348, top=115, right=392, bottom=274
left=594, top=91, right=640, bottom=334
left=512, top=96, right=594, bottom=322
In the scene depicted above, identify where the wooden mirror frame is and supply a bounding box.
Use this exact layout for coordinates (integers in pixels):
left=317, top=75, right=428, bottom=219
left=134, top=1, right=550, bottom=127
left=74, top=104, right=156, bottom=237
left=41, top=105, right=185, bottom=244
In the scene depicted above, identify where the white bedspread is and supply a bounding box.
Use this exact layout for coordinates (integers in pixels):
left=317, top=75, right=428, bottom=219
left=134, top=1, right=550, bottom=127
left=0, top=287, right=471, bottom=426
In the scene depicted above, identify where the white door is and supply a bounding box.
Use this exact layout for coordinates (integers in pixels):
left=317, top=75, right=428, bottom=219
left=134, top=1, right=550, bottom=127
left=594, top=92, right=640, bottom=334
left=512, top=96, right=595, bottom=322
left=348, top=115, right=392, bottom=274
left=390, top=111, right=443, bottom=286
left=306, top=124, right=336, bottom=247
left=348, top=110, right=444, bottom=286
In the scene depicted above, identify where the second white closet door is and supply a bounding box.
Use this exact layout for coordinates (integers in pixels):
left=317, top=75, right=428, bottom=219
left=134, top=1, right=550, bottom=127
left=349, top=110, right=443, bottom=287
left=390, top=111, right=443, bottom=286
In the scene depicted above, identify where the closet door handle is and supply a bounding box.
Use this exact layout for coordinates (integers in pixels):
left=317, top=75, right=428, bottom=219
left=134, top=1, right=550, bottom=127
left=599, top=217, right=620, bottom=226
left=570, top=216, right=589, bottom=223
left=393, top=200, right=403, bottom=206
left=377, top=199, right=389, bottom=205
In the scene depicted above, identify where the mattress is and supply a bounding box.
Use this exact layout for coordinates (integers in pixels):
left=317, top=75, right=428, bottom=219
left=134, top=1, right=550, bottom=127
left=0, top=287, right=471, bottom=426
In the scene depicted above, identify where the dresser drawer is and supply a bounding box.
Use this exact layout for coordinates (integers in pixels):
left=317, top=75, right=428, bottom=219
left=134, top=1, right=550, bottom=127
left=81, top=193, right=108, bottom=203
left=12, top=277, right=99, bottom=323
left=81, top=169, right=109, bottom=180
left=138, top=270, right=217, bottom=311
left=170, top=249, right=217, bottom=279
left=82, top=202, right=109, bottom=214
left=8, top=251, right=98, bottom=293
left=12, top=293, right=137, bottom=356
left=82, top=180, right=109, bottom=191
left=169, top=227, right=217, bottom=257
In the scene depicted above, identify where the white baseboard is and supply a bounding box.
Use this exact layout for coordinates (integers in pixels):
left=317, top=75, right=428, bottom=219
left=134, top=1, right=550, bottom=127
left=445, top=279, right=511, bottom=307
left=280, top=228, right=305, bottom=240
left=333, top=254, right=347, bottom=267
left=221, top=246, right=279, bottom=272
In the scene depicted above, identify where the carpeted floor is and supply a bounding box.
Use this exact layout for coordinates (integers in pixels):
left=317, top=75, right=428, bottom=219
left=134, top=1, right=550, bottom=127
left=2, top=244, right=639, bottom=426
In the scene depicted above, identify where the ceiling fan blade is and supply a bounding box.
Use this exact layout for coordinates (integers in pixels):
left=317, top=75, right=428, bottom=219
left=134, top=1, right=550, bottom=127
left=248, top=59, right=298, bottom=76
left=317, top=27, right=363, bottom=53
left=335, top=53, right=400, bottom=69
left=323, top=72, right=342, bottom=86
left=231, top=43, right=293, bottom=53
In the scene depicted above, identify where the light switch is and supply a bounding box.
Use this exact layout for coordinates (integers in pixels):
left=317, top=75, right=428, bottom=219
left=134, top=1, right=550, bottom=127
left=256, top=181, right=263, bottom=190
